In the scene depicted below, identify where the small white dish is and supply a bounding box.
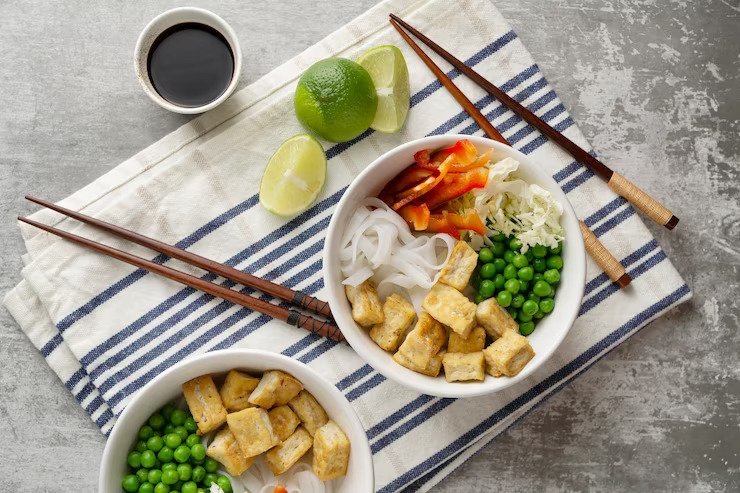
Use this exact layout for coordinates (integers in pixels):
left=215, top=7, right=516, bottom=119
left=323, top=134, right=587, bottom=398
left=99, top=349, right=374, bottom=492
left=134, top=7, right=242, bottom=114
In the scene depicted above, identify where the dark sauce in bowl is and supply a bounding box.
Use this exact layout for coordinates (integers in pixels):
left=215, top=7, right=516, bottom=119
left=147, top=23, right=234, bottom=108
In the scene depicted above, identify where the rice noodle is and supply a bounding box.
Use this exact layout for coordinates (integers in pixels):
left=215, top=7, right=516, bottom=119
left=341, top=198, right=456, bottom=293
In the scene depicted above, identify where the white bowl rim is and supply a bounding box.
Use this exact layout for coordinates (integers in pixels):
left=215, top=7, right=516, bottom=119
left=323, top=134, right=586, bottom=398
left=99, top=348, right=374, bottom=491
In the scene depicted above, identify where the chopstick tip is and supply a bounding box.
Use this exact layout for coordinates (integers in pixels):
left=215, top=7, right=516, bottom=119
left=616, top=273, right=632, bottom=289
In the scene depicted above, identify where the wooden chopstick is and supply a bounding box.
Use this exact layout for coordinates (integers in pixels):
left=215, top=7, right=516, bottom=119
left=389, top=13, right=678, bottom=231
left=25, top=195, right=332, bottom=319
left=389, top=16, right=631, bottom=288
left=18, top=215, right=344, bottom=342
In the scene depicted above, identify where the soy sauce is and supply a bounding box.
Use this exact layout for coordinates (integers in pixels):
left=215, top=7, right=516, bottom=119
left=147, top=23, right=234, bottom=107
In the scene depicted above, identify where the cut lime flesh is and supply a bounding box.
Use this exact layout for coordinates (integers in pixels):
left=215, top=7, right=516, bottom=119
left=357, top=45, right=410, bottom=133
left=259, top=134, right=327, bottom=216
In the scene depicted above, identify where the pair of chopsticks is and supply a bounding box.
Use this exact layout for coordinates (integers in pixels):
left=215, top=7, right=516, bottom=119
left=390, top=14, right=680, bottom=288
left=20, top=196, right=344, bottom=342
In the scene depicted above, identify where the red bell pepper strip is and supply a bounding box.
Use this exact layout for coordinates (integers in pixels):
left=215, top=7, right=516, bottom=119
left=426, top=212, right=460, bottom=239
left=446, top=209, right=486, bottom=235
left=422, top=166, right=489, bottom=210
left=399, top=203, right=430, bottom=230
left=413, top=139, right=482, bottom=172
left=392, top=156, right=453, bottom=210
left=378, top=165, right=434, bottom=204
left=413, top=149, right=431, bottom=167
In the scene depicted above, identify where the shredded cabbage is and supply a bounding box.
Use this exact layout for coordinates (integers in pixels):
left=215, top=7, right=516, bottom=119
left=473, top=157, right=564, bottom=251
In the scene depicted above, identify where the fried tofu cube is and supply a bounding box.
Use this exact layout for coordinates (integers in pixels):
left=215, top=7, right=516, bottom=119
left=395, top=312, right=446, bottom=369
left=182, top=375, right=227, bottom=434
left=344, top=280, right=383, bottom=327
left=438, top=241, right=478, bottom=291
left=393, top=350, right=443, bottom=377
left=288, top=390, right=329, bottom=436
left=265, top=426, right=313, bottom=475
left=312, top=421, right=350, bottom=481
left=448, top=326, right=486, bottom=353
left=442, top=352, right=486, bottom=382
left=226, top=407, right=280, bottom=457
left=219, top=370, right=260, bottom=412
left=369, top=293, right=416, bottom=352
left=247, top=370, right=304, bottom=409
left=422, top=283, right=476, bottom=338
left=476, top=298, right=519, bottom=339
left=483, top=330, right=535, bottom=377
left=268, top=405, right=301, bottom=441
left=206, top=427, right=255, bottom=476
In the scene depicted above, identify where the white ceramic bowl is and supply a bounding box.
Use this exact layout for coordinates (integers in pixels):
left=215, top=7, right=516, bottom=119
left=134, top=7, right=242, bottom=114
left=99, top=349, right=374, bottom=491
left=324, top=134, right=586, bottom=398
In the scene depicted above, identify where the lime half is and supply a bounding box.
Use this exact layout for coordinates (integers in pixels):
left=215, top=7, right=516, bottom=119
left=357, top=45, right=410, bottom=133
left=259, top=134, right=327, bottom=216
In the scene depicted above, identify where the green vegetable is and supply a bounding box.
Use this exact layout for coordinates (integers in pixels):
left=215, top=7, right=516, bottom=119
left=539, top=298, right=555, bottom=314
left=160, top=404, right=175, bottom=419
left=203, top=473, right=219, bottom=487
left=161, top=469, right=179, bottom=485
left=533, top=280, right=552, bottom=297
left=496, top=290, right=512, bottom=307
left=504, top=278, right=520, bottom=294
left=493, top=258, right=506, bottom=273
left=128, top=451, right=142, bottom=469
left=503, top=264, right=517, bottom=280
left=528, top=293, right=540, bottom=303
left=509, top=238, right=523, bottom=251
left=517, top=266, right=534, bottom=281
left=491, top=242, right=506, bottom=257
left=181, top=482, right=198, bottom=493
left=521, top=300, right=538, bottom=316
left=122, top=474, right=140, bottom=493
left=136, top=469, right=149, bottom=483
left=176, top=464, right=192, bottom=481
left=185, top=435, right=201, bottom=448
left=154, top=483, right=170, bottom=493
left=148, top=470, right=163, bottom=484
left=139, top=482, right=155, bottom=493
left=479, top=280, right=495, bottom=298
left=161, top=463, right=177, bottom=472
left=192, top=466, right=206, bottom=483
left=543, top=269, right=560, bottom=284
left=532, top=244, right=547, bottom=258
left=204, top=458, right=219, bottom=473
left=136, top=440, right=148, bottom=453
left=480, top=263, right=496, bottom=279
left=507, top=307, right=518, bottom=319
left=147, top=436, right=164, bottom=453
left=149, top=413, right=166, bottom=430
left=511, top=294, right=525, bottom=309
left=170, top=409, right=187, bottom=426
left=492, top=232, right=507, bottom=242
left=474, top=294, right=484, bottom=304
left=512, top=254, right=528, bottom=268
left=164, top=434, right=181, bottom=449
left=138, top=426, right=154, bottom=441
left=518, top=311, right=533, bottom=322
left=163, top=424, right=175, bottom=435
left=141, top=450, right=157, bottom=469
left=534, top=310, right=545, bottom=319
left=183, top=418, right=198, bottom=433
left=478, top=247, right=494, bottom=263
left=520, top=321, right=536, bottom=335
left=519, top=280, right=529, bottom=292
left=546, top=255, right=563, bottom=270
left=503, top=250, right=516, bottom=263
left=533, top=258, right=547, bottom=273
left=173, top=445, right=191, bottom=463
left=157, top=447, right=174, bottom=463
left=216, top=476, right=233, bottom=493
left=549, top=242, right=562, bottom=254
left=493, top=274, right=505, bottom=289
left=173, top=426, right=188, bottom=441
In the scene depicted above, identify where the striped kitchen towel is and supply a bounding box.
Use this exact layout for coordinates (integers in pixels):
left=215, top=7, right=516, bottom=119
left=3, top=0, right=690, bottom=490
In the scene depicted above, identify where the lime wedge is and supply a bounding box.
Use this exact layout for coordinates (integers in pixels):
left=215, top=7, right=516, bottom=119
left=357, top=45, right=410, bottom=133
left=259, top=134, right=327, bottom=216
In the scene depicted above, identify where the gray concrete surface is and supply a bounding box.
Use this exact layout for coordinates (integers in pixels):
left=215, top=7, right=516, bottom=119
left=0, top=0, right=737, bottom=491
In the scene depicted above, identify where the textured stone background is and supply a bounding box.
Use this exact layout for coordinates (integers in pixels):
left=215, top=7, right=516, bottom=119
left=0, top=0, right=737, bottom=491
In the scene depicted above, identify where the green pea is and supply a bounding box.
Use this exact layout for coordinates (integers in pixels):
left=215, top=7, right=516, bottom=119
left=533, top=258, right=547, bottom=273
left=533, top=280, right=552, bottom=297
left=543, top=269, right=560, bottom=284
left=522, top=300, right=539, bottom=316
left=122, top=475, right=140, bottom=493
left=519, top=321, right=536, bottom=336
left=136, top=469, right=149, bottom=483
left=519, top=280, right=529, bottom=292
left=549, top=242, right=562, bottom=255
left=204, top=458, right=219, bottom=473
left=532, top=272, right=544, bottom=282
left=160, top=404, right=175, bottom=419
left=524, top=248, right=534, bottom=261
left=512, top=254, right=528, bottom=268
left=507, top=307, right=518, bottom=320
left=161, top=463, right=177, bottom=472
left=181, top=482, right=198, bottom=493
left=534, top=310, right=545, bottom=319
left=478, top=247, right=494, bottom=263
left=173, top=426, right=188, bottom=441
left=493, top=258, right=506, bottom=273
left=518, top=311, right=533, bottom=322
left=493, top=274, right=506, bottom=289
left=157, top=447, right=174, bottom=463
left=163, top=424, right=175, bottom=435
left=546, top=255, right=563, bottom=270
left=509, top=238, right=523, bottom=251
left=174, top=445, right=191, bottom=463
left=164, top=434, right=181, bottom=449
left=474, top=294, right=484, bottom=304
left=203, top=473, right=219, bottom=487
left=141, top=450, right=157, bottom=469
left=504, top=278, right=520, bottom=294
left=135, top=440, right=148, bottom=453
left=479, top=280, right=495, bottom=298
left=539, top=298, right=555, bottom=314
left=148, top=470, right=163, bottom=484
left=471, top=273, right=481, bottom=289
left=511, top=294, right=525, bottom=308
left=480, top=263, right=496, bottom=279
left=517, top=266, right=534, bottom=281
left=217, top=476, right=233, bottom=493
left=154, top=483, right=170, bottom=493
left=183, top=417, right=198, bottom=433
left=170, top=409, right=187, bottom=426
left=491, top=232, right=506, bottom=242
left=139, top=482, right=155, bottom=493
left=138, top=425, right=154, bottom=441
left=496, top=290, right=512, bottom=307
left=184, top=435, right=201, bottom=448
left=192, top=466, right=206, bottom=483
left=147, top=436, right=164, bottom=453
left=503, top=264, right=517, bottom=280
left=528, top=293, right=541, bottom=303
left=491, top=242, right=506, bottom=257
left=127, top=451, right=142, bottom=469
left=532, top=244, right=548, bottom=258
left=149, top=413, right=166, bottom=431
left=197, top=489, right=206, bottom=493
left=162, top=469, right=179, bottom=485
left=176, top=464, right=192, bottom=481
left=503, top=250, right=516, bottom=263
